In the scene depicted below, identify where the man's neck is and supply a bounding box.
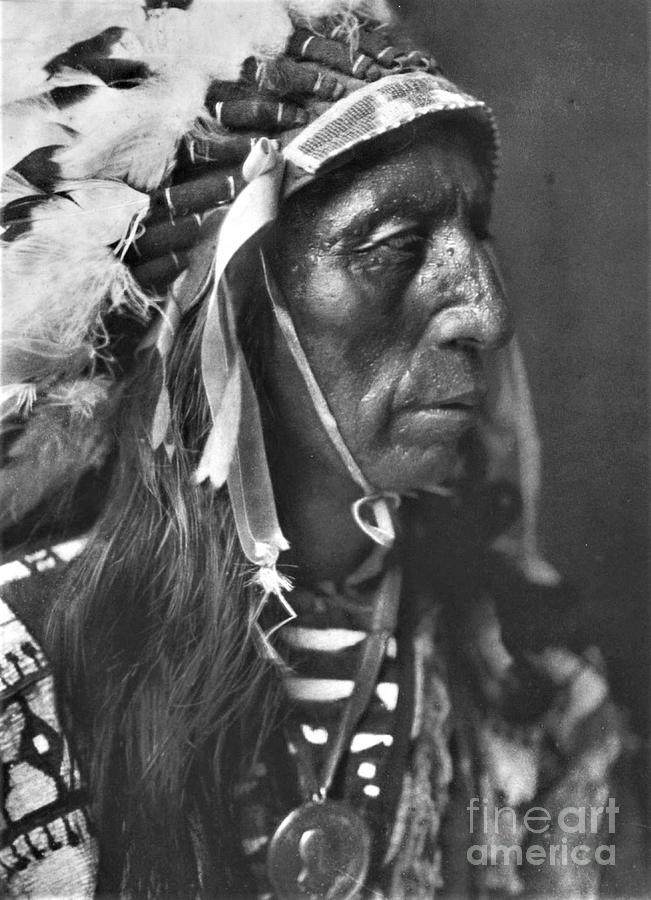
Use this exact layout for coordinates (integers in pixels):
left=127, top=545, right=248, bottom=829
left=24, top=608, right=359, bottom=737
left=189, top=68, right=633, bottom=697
left=268, top=439, right=377, bottom=587
left=260, top=320, right=386, bottom=586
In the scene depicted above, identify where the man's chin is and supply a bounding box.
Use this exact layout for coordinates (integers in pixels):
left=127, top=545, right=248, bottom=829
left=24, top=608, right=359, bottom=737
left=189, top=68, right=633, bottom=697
left=371, top=444, right=462, bottom=496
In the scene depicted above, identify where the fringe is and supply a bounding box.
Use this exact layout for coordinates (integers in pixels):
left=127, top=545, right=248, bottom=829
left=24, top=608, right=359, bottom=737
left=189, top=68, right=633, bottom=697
left=248, top=565, right=296, bottom=668
left=251, top=565, right=294, bottom=602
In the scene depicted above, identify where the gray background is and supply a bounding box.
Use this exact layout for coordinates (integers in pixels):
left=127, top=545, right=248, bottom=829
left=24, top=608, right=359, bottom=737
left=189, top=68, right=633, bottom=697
left=403, top=0, right=648, bottom=739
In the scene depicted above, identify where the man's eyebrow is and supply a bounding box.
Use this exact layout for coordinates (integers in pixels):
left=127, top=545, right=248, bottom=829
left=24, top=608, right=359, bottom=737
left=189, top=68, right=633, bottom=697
left=336, top=179, right=469, bottom=239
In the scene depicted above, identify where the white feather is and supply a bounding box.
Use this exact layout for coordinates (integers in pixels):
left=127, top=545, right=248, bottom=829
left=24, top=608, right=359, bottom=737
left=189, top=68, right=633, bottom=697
left=1, top=170, right=44, bottom=206
left=2, top=3, right=148, bottom=103
left=138, top=0, right=393, bottom=80
left=2, top=95, right=73, bottom=175
left=2, top=219, right=154, bottom=384
left=2, top=72, right=105, bottom=176
left=1, top=177, right=151, bottom=383
left=0, top=377, right=116, bottom=528
left=0, top=384, right=38, bottom=421
left=3, top=0, right=394, bottom=104
left=3, top=0, right=397, bottom=188
left=5, top=178, right=149, bottom=244
left=4, top=65, right=207, bottom=192
left=53, top=70, right=209, bottom=191
left=141, top=1, right=293, bottom=81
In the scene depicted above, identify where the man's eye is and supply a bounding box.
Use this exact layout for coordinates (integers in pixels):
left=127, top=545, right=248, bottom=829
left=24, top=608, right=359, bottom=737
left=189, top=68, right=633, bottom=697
left=382, top=232, right=427, bottom=253
left=355, top=231, right=427, bottom=261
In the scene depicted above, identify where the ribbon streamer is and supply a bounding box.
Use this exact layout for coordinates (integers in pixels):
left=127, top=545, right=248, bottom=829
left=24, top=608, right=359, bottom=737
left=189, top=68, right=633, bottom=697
left=261, top=251, right=398, bottom=550
left=196, top=138, right=290, bottom=579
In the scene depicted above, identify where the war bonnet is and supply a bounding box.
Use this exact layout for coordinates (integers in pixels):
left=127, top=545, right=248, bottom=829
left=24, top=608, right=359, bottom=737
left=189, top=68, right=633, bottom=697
left=1, top=0, right=556, bottom=607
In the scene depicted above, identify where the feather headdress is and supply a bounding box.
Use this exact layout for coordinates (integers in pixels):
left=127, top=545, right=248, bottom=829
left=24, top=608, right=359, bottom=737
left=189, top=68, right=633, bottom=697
left=1, top=0, right=556, bottom=597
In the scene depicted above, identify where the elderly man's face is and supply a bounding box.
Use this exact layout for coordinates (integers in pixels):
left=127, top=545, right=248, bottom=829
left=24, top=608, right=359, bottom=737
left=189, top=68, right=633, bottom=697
left=269, top=119, right=513, bottom=493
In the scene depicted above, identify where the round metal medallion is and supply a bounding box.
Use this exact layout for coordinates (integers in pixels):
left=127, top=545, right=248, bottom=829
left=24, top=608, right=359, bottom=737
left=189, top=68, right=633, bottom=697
left=267, top=800, right=371, bottom=899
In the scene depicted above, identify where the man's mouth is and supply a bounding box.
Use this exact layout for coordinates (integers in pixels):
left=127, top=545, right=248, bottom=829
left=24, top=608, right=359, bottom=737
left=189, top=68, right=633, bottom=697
left=401, top=387, right=486, bottom=413
left=394, top=387, right=486, bottom=437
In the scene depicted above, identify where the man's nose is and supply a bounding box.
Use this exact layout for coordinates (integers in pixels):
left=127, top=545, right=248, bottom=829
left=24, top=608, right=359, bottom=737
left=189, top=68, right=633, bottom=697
left=428, top=239, right=514, bottom=351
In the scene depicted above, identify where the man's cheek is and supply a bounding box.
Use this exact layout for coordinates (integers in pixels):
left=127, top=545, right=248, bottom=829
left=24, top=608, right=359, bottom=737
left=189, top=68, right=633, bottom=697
left=298, top=266, right=362, bottom=329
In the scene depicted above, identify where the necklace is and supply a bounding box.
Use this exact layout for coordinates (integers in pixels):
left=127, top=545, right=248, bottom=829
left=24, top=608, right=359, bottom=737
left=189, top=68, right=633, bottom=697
left=267, top=566, right=402, bottom=899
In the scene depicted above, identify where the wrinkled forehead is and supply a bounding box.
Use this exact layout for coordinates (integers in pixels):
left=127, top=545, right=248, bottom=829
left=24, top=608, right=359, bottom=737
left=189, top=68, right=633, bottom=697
left=205, top=72, right=498, bottom=307
left=274, top=118, right=491, bottom=240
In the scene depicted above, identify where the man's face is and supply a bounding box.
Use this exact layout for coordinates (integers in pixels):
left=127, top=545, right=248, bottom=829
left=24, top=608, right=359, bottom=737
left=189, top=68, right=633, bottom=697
left=268, top=119, right=513, bottom=494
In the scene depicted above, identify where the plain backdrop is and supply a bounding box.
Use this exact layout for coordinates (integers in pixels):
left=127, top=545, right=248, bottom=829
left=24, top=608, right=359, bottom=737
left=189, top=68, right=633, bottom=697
left=403, top=0, right=648, bottom=777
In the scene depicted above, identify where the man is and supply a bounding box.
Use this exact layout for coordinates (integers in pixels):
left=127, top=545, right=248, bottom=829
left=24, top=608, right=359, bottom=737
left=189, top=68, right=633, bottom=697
left=1, top=2, right=621, bottom=897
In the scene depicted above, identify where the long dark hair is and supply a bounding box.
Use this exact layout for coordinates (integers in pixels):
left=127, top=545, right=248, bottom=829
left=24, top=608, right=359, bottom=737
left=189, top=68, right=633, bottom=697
left=49, top=289, right=282, bottom=897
